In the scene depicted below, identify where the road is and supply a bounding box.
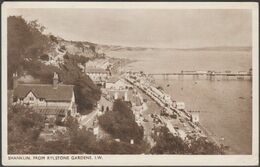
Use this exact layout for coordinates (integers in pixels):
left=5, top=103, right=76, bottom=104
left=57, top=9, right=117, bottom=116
left=79, top=108, right=99, bottom=128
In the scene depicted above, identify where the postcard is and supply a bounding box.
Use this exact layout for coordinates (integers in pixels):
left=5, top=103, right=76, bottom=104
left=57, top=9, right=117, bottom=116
left=1, top=2, right=259, bottom=166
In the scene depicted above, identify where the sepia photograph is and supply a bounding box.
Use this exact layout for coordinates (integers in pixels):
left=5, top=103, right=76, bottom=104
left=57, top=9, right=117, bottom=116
left=1, top=2, right=259, bottom=166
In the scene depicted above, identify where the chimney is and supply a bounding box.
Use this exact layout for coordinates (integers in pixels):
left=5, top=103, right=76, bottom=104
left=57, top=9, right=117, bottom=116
left=124, top=91, right=128, bottom=101
left=13, top=72, right=18, bottom=89
left=53, top=72, right=59, bottom=89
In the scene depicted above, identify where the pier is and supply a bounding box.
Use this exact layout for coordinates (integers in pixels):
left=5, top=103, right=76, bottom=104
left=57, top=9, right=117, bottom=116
left=146, top=70, right=252, bottom=80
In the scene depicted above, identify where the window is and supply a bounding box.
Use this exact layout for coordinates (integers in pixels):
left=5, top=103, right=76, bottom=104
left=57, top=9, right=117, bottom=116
left=29, top=97, right=34, bottom=101
left=13, top=96, right=18, bottom=102
left=39, top=98, right=44, bottom=101
left=49, top=124, right=54, bottom=129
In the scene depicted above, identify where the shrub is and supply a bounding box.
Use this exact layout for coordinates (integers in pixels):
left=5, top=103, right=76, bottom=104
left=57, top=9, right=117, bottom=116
left=50, top=35, right=58, bottom=43
left=151, top=126, right=224, bottom=154
left=8, top=105, right=45, bottom=154
left=99, top=99, right=144, bottom=143
left=40, top=54, right=49, bottom=61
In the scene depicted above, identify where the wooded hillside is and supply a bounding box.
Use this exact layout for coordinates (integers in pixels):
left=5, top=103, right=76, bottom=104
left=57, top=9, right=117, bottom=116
left=8, top=16, right=101, bottom=113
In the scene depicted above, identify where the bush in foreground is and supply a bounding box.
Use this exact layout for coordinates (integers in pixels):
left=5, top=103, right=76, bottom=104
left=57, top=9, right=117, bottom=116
left=98, top=99, right=144, bottom=144
left=151, top=127, right=224, bottom=154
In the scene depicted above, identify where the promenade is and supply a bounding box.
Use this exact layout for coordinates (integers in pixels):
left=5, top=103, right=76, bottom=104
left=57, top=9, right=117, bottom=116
left=123, top=72, right=220, bottom=145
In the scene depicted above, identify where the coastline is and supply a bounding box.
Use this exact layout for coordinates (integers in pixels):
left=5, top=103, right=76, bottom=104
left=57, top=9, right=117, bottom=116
left=155, top=78, right=252, bottom=155
left=123, top=71, right=227, bottom=154
left=115, top=59, right=250, bottom=155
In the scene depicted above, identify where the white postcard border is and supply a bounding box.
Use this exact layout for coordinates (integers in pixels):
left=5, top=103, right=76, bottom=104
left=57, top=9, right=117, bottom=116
left=1, top=2, right=259, bottom=166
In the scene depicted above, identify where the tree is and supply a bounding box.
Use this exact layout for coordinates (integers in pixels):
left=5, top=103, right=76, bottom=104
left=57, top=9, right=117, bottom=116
left=40, top=54, right=49, bottom=61
left=8, top=16, right=101, bottom=113
left=7, top=16, right=49, bottom=89
left=151, top=127, right=224, bottom=154
left=8, top=103, right=147, bottom=154
left=98, top=99, right=144, bottom=143
left=8, top=16, right=33, bottom=89
left=60, top=56, right=101, bottom=113
left=95, top=139, right=147, bottom=154
left=8, top=105, right=45, bottom=154
left=151, top=127, right=188, bottom=154
left=60, top=45, right=66, bottom=50
left=49, top=35, right=58, bottom=43
left=188, top=137, right=224, bottom=154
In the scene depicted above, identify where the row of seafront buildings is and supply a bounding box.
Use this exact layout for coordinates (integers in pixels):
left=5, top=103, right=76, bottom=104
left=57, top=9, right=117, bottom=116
left=124, top=71, right=202, bottom=141
left=124, top=72, right=189, bottom=114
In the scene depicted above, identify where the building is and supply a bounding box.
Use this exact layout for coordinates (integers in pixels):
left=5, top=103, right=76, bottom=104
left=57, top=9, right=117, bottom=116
left=105, top=77, right=132, bottom=90
left=190, top=111, right=200, bottom=123
left=104, top=89, right=129, bottom=101
left=163, top=94, right=172, bottom=105
left=176, top=102, right=185, bottom=110
left=97, top=96, right=113, bottom=113
left=131, top=93, right=142, bottom=107
left=85, top=59, right=111, bottom=70
left=12, top=72, right=77, bottom=125
left=103, top=77, right=134, bottom=102
left=85, top=67, right=109, bottom=85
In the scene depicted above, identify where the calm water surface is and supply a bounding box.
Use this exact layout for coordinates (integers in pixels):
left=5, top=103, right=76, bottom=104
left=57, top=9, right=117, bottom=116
left=156, top=79, right=252, bottom=154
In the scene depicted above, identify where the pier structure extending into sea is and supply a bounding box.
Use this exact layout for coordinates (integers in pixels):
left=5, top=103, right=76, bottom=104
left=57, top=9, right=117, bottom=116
left=129, top=70, right=252, bottom=80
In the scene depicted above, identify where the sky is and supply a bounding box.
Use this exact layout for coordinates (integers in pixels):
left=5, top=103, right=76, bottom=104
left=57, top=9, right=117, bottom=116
left=8, top=8, right=252, bottom=48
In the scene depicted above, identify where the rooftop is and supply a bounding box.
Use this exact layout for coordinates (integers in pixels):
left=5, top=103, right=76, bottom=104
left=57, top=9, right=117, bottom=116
left=107, top=76, right=120, bottom=83
left=85, top=67, right=108, bottom=74
left=14, top=83, right=74, bottom=102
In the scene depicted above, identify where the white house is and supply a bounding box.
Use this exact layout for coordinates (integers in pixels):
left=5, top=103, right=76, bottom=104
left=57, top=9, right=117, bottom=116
left=163, top=94, right=172, bottom=106
left=97, top=96, right=113, bottom=113
left=176, top=102, right=185, bottom=110
left=13, top=72, right=77, bottom=119
left=104, top=77, right=134, bottom=102
left=105, top=77, right=132, bottom=90
left=85, top=67, right=109, bottom=85
left=190, top=111, right=200, bottom=123
left=85, top=59, right=111, bottom=70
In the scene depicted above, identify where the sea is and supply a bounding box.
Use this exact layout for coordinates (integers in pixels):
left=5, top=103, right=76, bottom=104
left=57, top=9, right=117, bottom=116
left=106, top=49, right=252, bottom=154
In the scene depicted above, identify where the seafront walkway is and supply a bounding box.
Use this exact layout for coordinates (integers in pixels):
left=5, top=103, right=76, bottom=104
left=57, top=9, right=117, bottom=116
left=123, top=73, right=211, bottom=141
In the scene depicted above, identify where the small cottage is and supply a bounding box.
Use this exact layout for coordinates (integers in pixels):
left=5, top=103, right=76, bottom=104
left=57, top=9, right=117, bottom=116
left=12, top=72, right=77, bottom=122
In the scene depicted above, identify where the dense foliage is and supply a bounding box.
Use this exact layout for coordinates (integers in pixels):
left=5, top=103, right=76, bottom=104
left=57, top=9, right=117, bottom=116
left=151, top=127, right=187, bottom=154
left=7, top=16, right=101, bottom=113
left=98, top=99, right=144, bottom=144
left=8, top=16, right=49, bottom=88
left=151, top=127, right=224, bottom=154
left=8, top=104, right=221, bottom=154
left=8, top=107, right=146, bottom=154
left=8, top=105, right=45, bottom=154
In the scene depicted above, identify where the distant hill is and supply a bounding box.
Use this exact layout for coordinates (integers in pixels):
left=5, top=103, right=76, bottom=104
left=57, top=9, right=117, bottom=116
left=174, top=46, right=252, bottom=52
left=95, top=43, right=252, bottom=53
